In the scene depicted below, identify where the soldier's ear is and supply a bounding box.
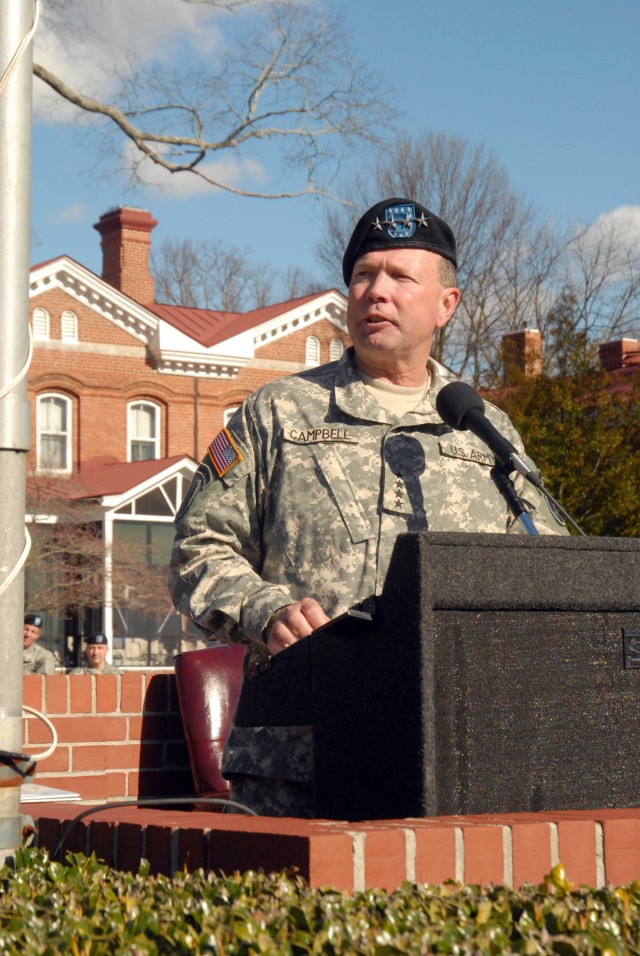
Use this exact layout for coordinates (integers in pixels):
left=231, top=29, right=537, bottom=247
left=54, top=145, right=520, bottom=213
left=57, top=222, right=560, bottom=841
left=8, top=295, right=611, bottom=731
left=436, top=286, right=460, bottom=329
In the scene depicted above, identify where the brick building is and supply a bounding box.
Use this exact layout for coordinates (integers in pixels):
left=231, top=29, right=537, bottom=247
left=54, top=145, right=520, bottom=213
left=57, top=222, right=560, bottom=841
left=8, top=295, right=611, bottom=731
left=27, top=206, right=350, bottom=666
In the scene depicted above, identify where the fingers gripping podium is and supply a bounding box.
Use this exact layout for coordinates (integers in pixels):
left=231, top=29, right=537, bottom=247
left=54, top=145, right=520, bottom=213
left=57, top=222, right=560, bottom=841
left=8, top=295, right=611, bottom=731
left=231, top=532, right=640, bottom=821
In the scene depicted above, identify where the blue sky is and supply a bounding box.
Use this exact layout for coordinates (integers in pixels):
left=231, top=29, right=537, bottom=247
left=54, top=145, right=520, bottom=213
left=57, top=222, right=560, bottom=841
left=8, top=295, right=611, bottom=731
left=30, top=0, right=640, bottom=293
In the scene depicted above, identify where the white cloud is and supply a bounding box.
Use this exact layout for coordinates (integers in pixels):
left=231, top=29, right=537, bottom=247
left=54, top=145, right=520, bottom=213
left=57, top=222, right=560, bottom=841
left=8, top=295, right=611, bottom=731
left=592, top=206, right=640, bottom=249
left=50, top=202, right=88, bottom=224
left=33, top=0, right=225, bottom=121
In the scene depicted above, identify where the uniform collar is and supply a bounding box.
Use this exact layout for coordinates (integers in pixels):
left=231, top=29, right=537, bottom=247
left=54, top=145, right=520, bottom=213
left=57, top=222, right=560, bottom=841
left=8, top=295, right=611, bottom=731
left=333, top=348, right=458, bottom=425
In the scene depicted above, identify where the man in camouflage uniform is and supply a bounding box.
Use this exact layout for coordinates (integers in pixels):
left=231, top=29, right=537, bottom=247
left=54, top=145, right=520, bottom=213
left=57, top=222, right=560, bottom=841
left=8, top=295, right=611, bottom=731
left=69, top=633, right=123, bottom=674
left=170, top=197, right=569, bottom=817
left=23, top=613, right=57, bottom=674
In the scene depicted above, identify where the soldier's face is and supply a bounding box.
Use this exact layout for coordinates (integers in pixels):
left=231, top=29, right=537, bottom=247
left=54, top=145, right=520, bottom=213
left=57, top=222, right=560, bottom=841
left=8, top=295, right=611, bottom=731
left=86, top=644, right=108, bottom=669
left=23, top=624, right=41, bottom=648
left=346, top=248, right=459, bottom=380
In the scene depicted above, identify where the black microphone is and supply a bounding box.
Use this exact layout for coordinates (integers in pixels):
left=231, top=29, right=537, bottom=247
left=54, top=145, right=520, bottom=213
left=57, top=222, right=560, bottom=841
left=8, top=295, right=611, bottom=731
left=435, top=381, right=543, bottom=489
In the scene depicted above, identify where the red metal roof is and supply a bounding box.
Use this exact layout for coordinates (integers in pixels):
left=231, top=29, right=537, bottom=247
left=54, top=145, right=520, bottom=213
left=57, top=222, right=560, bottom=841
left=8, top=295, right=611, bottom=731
left=27, top=456, right=195, bottom=504
left=149, top=291, right=337, bottom=348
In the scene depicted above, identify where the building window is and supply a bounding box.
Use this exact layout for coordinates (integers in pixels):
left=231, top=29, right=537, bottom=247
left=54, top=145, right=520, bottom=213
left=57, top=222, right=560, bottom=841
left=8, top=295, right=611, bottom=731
left=61, top=310, right=78, bottom=342
left=37, top=393, right=72, bottom=473
left=128, top=401, right=160, bottom=461
left=330, top=338, right=344, bottom=361
left=223, top=406, right=240, bottom=426
left=32, top=308, right=50, bottom=341
left=305, top=335, right=320, bottom=367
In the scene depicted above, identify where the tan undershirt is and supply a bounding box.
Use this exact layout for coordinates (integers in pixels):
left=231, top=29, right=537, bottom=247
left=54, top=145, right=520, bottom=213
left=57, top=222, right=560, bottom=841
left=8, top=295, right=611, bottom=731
left=360, top=369, right=430, bottom=419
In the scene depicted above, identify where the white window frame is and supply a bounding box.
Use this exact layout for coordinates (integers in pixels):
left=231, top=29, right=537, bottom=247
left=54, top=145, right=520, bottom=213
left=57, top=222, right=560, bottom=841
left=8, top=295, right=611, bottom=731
left=305, top=335, right=321, bottom=367
left=223, top=406, right=240, bottom=427
left=37, top=392, right=72, bottom=474
left=128, top=400, right=161, bottom=462
left=32, top=308, right=50, bottom=341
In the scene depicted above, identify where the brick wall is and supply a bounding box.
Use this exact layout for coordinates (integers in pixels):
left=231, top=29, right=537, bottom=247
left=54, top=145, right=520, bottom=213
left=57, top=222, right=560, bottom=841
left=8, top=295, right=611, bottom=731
left=21, top=672, right=640, bottom=891
left=22, top=672, right=193, bottom=802
left=28, top=302, right=351, bottom=468
left=27, top=804, right=640, bottom=892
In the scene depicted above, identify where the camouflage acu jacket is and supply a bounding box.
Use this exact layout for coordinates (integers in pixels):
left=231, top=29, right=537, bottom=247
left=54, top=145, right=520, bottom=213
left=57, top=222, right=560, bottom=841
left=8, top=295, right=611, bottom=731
left=169, top=348, right=567, bottom=648
left=170, top=350, right=568, bottom=799
left=23, top=643, right=57, bottom=675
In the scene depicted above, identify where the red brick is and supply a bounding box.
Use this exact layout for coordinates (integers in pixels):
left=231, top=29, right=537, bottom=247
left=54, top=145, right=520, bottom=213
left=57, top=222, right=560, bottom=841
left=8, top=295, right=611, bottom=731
left=307, top=832, right=354, bottom=892
left=131, top=768, right=194, bottom=799
left=116, top=821, right=145, bottom=874
left=69, top=675, right=93, bottom=714
left=363, top=828, right=406, bottom=890
left=557, top=820, right=598, bottom=887
left=121, top=672, right=144, bottom=713
left=210, top=830, right=316, bottom=881
left=44, top=674, right=68, bottom=715
left=73, top=745, right=108, bottom=772
left=90, top=820, right=116, bottom=867
left=165, top=740, right=191, bottom=768
left=30, top=744, right=70, bottom=773
left=511, top=822, right=553, bottom=888
left=145, top=823, right=175, bottom=876
left=144, top=674, right=171, bottom=713
left=462, top=825, right=505, bottom=885
left=35, top=772, right=127, bottom=802
left=603, top=818, right=640, bottom=885
left=414, top=824, right=457, bottom=885
left=177, top=827, right=209, bottom=872
left=29, top=715, right=127, bottom=745
left=96, top=676, right=119, bottom=713
left=127, top=714, right=184, bottom=741
left=22, top=675, right=44, bottom=710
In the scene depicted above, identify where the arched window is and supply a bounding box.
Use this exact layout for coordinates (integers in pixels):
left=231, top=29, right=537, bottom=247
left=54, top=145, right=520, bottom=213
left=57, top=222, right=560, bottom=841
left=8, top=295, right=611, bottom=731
left=305, top=335, right=320, bottom=367
left=329, top=338, right=344, bottom=361
left=128, top=401, right=160, bottom=461
left=37, top=393, right=72, bottom=473
left=223, top=406, right=240, bottom=427
left=61, top=310, right=78, bottom=342
left=32, top=308, right=50, bottom=341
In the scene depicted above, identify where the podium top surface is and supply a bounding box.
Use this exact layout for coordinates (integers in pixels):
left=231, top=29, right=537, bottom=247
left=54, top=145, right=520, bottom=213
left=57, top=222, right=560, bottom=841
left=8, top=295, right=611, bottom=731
left=384, top=532, right=640, bottom=612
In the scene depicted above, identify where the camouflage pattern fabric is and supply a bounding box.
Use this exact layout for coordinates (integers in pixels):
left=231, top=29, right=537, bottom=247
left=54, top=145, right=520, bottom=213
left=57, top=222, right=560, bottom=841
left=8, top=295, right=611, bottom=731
left=225, top=774, right=315, bottom=818
left=169, top=348, right=569, bottom=814
left=23, top=643, right=57, bottom=674
left=170, top=348, right=568, bottom=647
left=223, top=725, right=313, bottom=783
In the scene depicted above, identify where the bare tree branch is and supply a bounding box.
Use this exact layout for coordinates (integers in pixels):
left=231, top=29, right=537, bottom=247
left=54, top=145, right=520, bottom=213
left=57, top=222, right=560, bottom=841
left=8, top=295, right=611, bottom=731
left=34, top=0, right=392, bottom=200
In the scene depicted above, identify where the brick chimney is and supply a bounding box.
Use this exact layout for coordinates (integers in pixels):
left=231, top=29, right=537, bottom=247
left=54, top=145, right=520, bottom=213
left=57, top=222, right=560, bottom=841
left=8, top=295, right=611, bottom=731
left=501, top=329, right=542, bottom=383
left=93, top=207, right=158, bottom=304
left=598, top=338, right=640, bottom=372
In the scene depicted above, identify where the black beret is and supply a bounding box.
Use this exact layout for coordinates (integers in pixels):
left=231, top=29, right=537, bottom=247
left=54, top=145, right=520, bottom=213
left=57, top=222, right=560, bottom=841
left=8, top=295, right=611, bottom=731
left=24, top=613, right=43, bottom=628
left=342, top=197, right=457, bottom=286
left=85, top=633, right=108, bottom=645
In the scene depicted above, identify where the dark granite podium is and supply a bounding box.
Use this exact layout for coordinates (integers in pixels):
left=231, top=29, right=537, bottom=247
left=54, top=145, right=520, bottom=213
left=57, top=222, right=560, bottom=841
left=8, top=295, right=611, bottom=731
left=233, top=533, right=640, bottom=820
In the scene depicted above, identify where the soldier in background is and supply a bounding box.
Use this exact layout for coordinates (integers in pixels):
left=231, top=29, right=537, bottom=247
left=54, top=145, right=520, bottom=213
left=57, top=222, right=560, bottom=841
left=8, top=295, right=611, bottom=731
left=23, top=613, right=56, bottom=674
left=170, top=196, right=568, bottom=816
left=69, top=633, right=123, bottom=674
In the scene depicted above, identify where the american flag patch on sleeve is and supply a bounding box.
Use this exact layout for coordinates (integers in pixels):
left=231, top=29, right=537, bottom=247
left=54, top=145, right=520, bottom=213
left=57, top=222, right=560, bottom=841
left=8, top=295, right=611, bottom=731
left=208, top=427, right=244, bottom=478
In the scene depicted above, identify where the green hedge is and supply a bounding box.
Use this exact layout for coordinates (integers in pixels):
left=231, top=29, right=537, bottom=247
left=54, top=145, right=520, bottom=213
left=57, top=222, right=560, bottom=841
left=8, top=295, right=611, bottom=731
left=1, top=849, right=640, bottom=954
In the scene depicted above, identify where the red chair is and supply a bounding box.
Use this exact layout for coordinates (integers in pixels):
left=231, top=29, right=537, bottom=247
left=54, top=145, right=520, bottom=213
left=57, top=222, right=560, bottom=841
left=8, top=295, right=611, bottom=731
left=174, top=643, right=245, bottom=802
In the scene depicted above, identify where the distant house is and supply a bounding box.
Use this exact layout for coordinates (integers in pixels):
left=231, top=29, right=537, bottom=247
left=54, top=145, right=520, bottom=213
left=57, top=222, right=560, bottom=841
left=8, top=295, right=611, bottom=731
left=28, top=206, right=350, bottom=666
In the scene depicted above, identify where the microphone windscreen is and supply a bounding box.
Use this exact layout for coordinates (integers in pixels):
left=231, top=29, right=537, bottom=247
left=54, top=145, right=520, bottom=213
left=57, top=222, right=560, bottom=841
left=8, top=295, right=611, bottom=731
left=435, top=381, right=485, bottom=430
